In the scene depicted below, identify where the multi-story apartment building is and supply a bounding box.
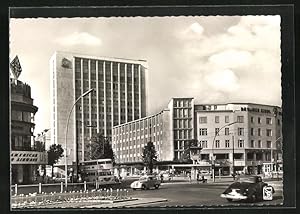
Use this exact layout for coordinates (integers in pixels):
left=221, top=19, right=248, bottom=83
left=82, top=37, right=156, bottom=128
left=112, top=100, right=282, bottom=177
left=10, top=78, right=48, bottom=184
left=50, top=51, right=148, bottom=165
left=195, top=103, right=282, bottom=176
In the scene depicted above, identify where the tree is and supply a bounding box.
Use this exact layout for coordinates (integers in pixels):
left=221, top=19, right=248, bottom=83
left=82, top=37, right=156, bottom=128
left=181, top=139, right=201, bottom=163
left=141, top=141, right=157, bottom=174
left=47, top=144, right=64, bottom=177
left=87, top=133, right=115, bottom=164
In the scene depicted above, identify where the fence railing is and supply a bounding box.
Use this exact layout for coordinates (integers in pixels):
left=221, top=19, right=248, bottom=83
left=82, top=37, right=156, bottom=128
left=11, top=181, right=106, bottom=196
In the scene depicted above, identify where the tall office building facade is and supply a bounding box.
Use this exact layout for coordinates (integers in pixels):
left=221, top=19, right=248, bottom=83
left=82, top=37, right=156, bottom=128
left=50, top=51, right=148, bottom=165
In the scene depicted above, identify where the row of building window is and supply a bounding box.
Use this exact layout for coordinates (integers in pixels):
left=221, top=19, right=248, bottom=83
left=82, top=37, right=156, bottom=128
left=173, top=108, right=192, bottom=118
left=199, top=115, right=275, bottom=125
left=173, top=99, right=192, bottom=108
left=199, top=128, right=273, bottom=137
left=11, top=110, right=34, bottom=123
left=173, top=119, right=193, bottom=129
left=198, top=139, right=272, bottom=149
left=114, top=116, right=162, bottom=133
left=174, top=130, right=193, bottom=139
left=74, top=59, right=141, bottom=77
left=114, top=132, right=162, bottom=143
left=199, top=152, right=271, bottom=161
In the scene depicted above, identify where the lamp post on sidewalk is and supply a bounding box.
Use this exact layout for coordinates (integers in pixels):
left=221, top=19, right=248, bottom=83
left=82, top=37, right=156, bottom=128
left=211, top=121, right=238, bottom=182
left=271, top=136, right=282, bottom=178
left=64, top=88, right=94, bottom=189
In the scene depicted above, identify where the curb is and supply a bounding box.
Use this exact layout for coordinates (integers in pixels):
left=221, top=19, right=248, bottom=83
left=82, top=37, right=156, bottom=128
left=84, top=198, right=168, bottom=208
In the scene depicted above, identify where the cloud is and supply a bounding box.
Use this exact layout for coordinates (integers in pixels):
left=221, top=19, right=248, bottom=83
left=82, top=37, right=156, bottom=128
left=55, top=32, right=102, bottom=46
left=179, top=22, right=204, bottom=40
left=189, top=22, right=204, bottom=34
left=208, top=49, right=252, bottom=69
left=204, top=69, right=240, bottom=92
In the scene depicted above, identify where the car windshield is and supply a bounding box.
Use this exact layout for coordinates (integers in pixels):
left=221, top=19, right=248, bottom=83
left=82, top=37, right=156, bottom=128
left=238, top=176, right=256, bottom=183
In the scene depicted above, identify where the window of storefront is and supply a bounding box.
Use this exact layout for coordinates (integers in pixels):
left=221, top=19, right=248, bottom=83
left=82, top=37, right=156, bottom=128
left=233, top=153, right=243, bottom=160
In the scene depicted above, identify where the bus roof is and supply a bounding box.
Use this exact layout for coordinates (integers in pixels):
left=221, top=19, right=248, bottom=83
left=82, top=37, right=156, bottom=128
left=80, top=158, right=112, bottom=163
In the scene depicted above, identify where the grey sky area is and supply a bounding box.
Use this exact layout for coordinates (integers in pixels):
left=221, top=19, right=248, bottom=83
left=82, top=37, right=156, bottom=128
left=10, top=16, right=281, bottom=134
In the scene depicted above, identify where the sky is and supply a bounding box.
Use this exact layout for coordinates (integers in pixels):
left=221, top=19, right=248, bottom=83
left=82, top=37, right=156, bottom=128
left=9, top=16, right=282, bottom=135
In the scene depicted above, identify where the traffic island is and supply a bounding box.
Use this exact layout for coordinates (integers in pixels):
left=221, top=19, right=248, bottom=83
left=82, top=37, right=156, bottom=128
left=11, top=188, right=132, bottom=209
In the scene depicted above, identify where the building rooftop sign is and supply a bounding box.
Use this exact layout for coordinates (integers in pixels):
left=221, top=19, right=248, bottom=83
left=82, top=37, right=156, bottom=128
left=10, top=55, right=22, bottom=80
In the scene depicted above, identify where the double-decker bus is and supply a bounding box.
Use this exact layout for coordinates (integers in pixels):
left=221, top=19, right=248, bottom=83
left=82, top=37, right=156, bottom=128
left=79, top=159, right=119, bottom=184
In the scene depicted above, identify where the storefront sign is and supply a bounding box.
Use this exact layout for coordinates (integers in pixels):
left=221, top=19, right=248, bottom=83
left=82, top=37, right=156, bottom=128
left=11, top=151, right=48, bottom=164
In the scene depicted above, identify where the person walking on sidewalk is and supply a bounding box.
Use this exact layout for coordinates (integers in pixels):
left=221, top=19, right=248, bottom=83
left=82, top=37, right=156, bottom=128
left=188, top=173, right=192, bottom=183
left=160, top=174, right=164, bottom=183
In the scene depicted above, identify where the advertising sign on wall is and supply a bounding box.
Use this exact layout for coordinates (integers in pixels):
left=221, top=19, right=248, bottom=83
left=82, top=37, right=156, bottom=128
left=11, top=151, right=48, bottom=164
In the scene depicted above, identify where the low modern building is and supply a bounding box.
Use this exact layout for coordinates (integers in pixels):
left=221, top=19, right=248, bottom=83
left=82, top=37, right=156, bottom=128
left=112, top=99, right=282, bottom=178
left=10, top=78, right=48, bottom=184
left=112, top=98, right=195, bottom=176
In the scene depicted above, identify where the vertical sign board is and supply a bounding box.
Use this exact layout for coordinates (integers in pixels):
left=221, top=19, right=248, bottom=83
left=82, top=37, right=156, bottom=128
left=263, top=186, right=273, bottom=200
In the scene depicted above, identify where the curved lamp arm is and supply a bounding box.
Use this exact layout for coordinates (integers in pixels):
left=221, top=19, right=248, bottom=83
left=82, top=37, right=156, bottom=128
left=64, top=88, right=94, bottom=188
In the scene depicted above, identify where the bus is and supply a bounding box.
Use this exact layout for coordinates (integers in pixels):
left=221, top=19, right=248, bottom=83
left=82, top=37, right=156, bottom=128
left=79, top=159, right=119, bottom=184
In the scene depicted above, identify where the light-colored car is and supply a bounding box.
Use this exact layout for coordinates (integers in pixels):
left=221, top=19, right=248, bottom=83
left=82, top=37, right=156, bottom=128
left=130, top=175, right=161, bottom=190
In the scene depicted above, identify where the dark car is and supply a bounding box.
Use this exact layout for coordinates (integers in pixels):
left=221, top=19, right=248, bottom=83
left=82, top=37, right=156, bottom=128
left=220, top=175, right=275, bottom=202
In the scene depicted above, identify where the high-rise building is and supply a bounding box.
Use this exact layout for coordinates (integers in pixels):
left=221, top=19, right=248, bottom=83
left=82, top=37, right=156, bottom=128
left=50, top=51, right=148, bottom=165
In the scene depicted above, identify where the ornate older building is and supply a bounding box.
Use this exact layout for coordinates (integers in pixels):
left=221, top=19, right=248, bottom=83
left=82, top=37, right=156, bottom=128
left=10, top=79, right=47, bottom=184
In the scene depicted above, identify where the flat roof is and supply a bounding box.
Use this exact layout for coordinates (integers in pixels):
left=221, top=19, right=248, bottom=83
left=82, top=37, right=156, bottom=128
left=53, top=51, right=148, bottom=67
left=194, top=102, right=281, bottom=109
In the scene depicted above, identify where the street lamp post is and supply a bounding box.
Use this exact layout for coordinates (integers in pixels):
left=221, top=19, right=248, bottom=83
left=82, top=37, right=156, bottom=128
left=211, top=121, right=238, bottom=182
left=272, top=136, right=282, bottom=178
left=64, top=88, right=94, bottom=189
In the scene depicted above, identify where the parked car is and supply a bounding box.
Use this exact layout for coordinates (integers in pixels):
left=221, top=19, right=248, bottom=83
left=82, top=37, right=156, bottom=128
left=130, top=175, right=161, bottom=190
left=220, top=175, right=275, bottom=202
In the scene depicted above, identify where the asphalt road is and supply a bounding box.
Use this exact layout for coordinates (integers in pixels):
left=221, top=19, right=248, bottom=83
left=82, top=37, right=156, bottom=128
left=12, top=178, right=283, bottom=207
left=126, top=182, right=283, bottom=207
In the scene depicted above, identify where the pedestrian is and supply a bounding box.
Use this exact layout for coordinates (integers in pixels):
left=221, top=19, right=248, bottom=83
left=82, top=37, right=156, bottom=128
left=188, top=173, right=191, bottom=183
left=196, top=173, right=200, bottom=183
left=160, top=174, right=164, bottom=183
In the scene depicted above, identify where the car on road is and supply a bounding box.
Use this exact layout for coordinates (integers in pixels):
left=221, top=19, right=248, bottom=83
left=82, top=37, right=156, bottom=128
left=220, top=175, right=275, bottom=202
left=130, top=175, right=161, bottom=190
